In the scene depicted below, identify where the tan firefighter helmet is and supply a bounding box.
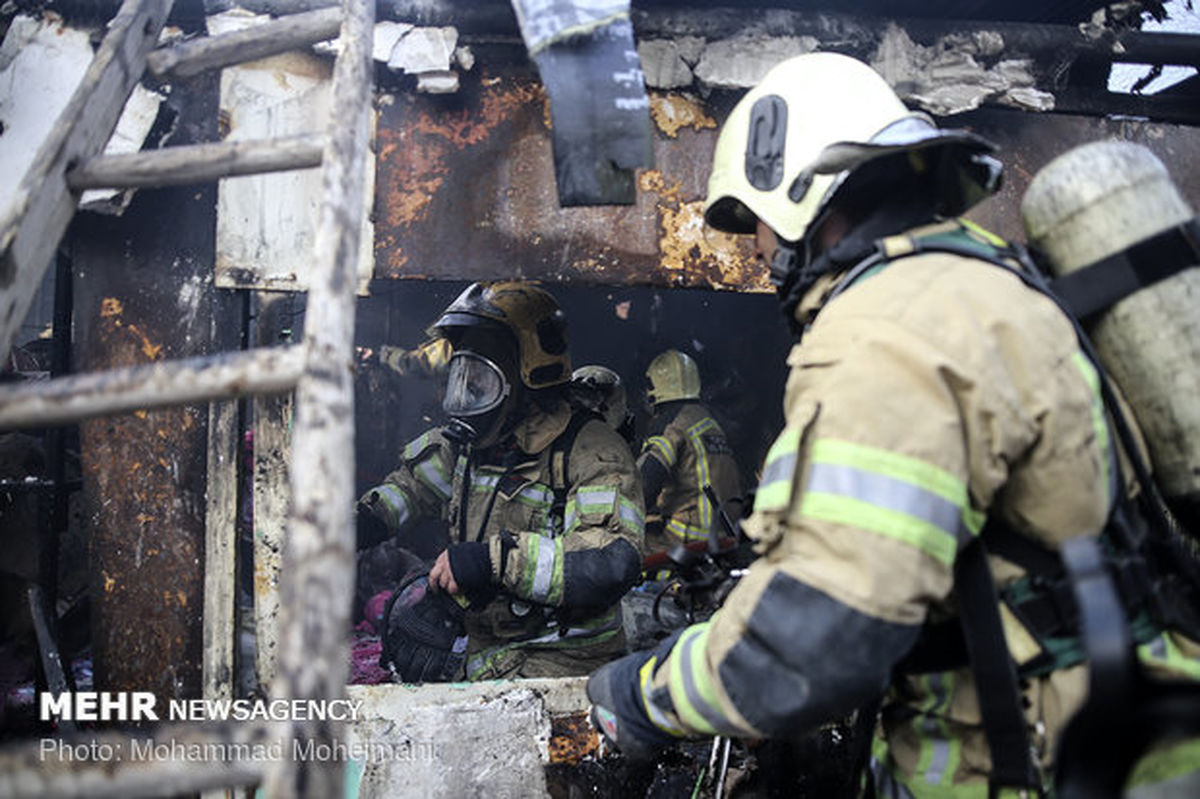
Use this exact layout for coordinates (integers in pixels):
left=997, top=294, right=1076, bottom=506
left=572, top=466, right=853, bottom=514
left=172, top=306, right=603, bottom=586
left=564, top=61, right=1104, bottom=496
left=433, top=281, right=571, bottom=390
left=704, top=52, right=997, bottom=243
left=645, top=349, right=701, bottom=405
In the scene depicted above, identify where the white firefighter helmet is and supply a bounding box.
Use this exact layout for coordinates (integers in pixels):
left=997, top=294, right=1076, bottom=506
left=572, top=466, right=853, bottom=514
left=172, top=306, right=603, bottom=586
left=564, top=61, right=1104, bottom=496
left=704, top=52, right=998, bottom=244
left=571, top=365, right=629, bottom=430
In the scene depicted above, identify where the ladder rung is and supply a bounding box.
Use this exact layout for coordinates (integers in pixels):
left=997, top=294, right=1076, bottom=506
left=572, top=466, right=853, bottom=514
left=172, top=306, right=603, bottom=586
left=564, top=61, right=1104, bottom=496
left=0, top=346, right=305, bottom=429
left=67, top=134, right=325, bottom=190
left=146, top=6, right=344, bottom=80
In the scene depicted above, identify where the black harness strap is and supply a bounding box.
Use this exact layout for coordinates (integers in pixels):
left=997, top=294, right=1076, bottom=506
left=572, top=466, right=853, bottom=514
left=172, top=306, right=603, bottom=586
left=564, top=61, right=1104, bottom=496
left=548, top=410, right=600, bottom=535
left=955, top=538, right=1044, bottom=795
left=1046, top=216, right=1200, bottom=322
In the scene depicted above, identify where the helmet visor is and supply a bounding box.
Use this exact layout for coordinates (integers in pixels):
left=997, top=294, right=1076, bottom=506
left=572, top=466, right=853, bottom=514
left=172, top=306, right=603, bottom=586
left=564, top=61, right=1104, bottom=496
left=442, top=352, right=510, bottom=417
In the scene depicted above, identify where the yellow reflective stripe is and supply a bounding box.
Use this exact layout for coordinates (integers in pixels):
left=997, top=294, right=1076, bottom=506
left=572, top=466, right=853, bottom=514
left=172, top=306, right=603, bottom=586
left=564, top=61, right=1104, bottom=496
left=686, top=418, right=716, bottom=530
left=1126, top=736, right=1200, bottom=788
left=757, top=427, right=802, bottom=511
left=812, top=439, right=966, bottom=507
left=666, top=518, right=709, bottom=543
left=639, top=657, right=687, bottom=736
left=810, top=438, right=981, bottom=542
left=1071, top=351, right=1112, bottom=505
left=801, top=492, right=958, bottom=566
left=667, top=623, right=737, bottom=736
left=959, top=217, right=1008, bottom=248
left=913, top=673, right=960, bottom=788
left=645, top=435, right=676, bottom=467
left=519, top=535, right=540, bottom=596
left=1138, top=632, right=1200, bottom=681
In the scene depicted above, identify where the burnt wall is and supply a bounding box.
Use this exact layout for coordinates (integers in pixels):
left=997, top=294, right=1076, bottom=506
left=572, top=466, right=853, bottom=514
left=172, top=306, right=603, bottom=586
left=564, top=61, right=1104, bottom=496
left=69, top=69, right=241, bottom=700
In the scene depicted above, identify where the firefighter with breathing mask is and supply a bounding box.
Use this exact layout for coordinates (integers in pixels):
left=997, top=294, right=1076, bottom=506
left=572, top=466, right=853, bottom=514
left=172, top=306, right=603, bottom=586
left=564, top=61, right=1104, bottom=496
left=358, top=281, right=645, bottom=682
left=585, top=52, right=1200, bottom=797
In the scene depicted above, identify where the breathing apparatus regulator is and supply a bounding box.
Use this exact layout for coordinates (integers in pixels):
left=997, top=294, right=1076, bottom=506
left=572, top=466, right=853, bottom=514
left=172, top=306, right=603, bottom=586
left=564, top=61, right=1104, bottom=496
left=702, top=52, right=1002, bottom=335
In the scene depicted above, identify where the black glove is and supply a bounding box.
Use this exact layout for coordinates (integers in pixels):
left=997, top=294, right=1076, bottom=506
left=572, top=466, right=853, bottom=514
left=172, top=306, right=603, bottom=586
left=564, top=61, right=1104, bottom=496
left=446, top=542, right=497, bottom=606
left=586, top=631, right=685, bottom=760
left=356, top=502, right=390, bottom=549
left=380, top=573, right=468, bottom=683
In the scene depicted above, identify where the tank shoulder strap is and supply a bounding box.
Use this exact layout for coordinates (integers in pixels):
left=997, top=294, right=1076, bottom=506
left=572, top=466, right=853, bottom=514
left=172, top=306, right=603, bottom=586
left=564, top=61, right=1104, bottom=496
left=548, top=409, right=601, bottom=532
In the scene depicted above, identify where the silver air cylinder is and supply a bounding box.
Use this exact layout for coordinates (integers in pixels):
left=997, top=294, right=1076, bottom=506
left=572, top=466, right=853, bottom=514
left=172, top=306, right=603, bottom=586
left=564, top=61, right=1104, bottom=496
left=1021, top=140, right=1200, bottom=506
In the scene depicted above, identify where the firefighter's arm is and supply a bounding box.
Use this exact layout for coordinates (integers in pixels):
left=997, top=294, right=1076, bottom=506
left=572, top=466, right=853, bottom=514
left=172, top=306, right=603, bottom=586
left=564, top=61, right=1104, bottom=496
left=590, top=319, right=991, bottom=748
left=637, top=415, right=681, bottom=506
left=485, top=421, right=645, bottom=609
left=358, top=429, right=455, bottom=537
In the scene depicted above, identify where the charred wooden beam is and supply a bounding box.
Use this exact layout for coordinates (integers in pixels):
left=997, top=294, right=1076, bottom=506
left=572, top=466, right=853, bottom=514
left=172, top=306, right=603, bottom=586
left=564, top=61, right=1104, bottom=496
left=0, top=0, right=174, bottom=364
left=146, top=6, right=344, bottom=80
left=0, top=346, right=304, bottom=429
left=262, top=0, right=374, bottom=796
left=66, top=135, right=325, bottom=190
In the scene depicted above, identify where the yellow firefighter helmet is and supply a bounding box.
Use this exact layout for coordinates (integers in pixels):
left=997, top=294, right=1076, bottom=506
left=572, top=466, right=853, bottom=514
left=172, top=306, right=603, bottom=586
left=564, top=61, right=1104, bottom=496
left=646, top=350, right=701, bottom=405
left=433, top=281, right=571, bottom=390
left=704, top=52, right=997, bottom=243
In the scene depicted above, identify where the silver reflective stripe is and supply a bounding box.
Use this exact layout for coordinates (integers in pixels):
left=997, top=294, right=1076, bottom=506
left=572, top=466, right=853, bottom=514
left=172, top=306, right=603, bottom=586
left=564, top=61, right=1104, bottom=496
left=760, top=452, right=797, bottom=487
left=375, top=484, right=410, bottom=528
left=807, top=463, right=969, bottom=544
left=416, top=458, right=453, bottom=500
left=618, top=498, right=644, bottom=529
left=472, top=473, right=501, bottom=489
left=577, top=488, right=617, bottom=509
left=921, top=674, right=950, bottom=785
left=529, top=535, right=557, bottom=603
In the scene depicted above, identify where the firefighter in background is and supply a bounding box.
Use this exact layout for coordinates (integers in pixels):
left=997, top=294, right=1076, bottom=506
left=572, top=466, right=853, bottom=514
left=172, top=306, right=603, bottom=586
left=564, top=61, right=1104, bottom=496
left=586, top=53, right=1200, bottom=797
left=638, top=349, right=743, bottom=555
left=357, top=281, right=644, bottom=681
left=569, top=364, right=636, bottom=448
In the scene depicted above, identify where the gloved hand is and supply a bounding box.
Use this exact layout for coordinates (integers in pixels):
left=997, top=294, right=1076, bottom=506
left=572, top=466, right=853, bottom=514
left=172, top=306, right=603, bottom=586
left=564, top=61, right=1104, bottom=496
left=380, top=572, right=469, bottom=683
left=586, top=632, right=685, bottom=760
left=356, top=501, right=390, bottom=549
left=444, top=542, right=498, bottom=606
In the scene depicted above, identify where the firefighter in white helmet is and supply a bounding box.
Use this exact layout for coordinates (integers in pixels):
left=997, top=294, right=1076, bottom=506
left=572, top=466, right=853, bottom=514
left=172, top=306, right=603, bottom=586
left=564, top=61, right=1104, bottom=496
left=358, top=282, right=645, bottom=681
left=586, top=52, right=1200, bottom=797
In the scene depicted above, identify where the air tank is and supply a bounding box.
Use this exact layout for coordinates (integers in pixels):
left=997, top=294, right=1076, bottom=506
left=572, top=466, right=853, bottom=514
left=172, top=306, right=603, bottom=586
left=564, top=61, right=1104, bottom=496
left=1021, top=140, right=1200, bottom=511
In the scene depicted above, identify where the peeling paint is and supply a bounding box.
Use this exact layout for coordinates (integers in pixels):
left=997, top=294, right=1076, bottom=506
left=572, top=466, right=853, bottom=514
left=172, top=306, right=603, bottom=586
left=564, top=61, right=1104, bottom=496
left=649, top=92, right=717, bottom=138
left=639, top=170, right=767, bottom=290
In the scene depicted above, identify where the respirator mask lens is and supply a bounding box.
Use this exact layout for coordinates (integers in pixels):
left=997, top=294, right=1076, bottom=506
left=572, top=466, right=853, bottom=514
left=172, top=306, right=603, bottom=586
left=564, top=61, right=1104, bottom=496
left=442, top=351, right=510, bottom=417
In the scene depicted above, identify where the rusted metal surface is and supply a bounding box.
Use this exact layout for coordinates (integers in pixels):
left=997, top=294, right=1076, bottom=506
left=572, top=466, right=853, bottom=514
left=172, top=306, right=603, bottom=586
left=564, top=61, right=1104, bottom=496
left=373, top=61, right=767, bottom=292
left=958, top=108, right=1200, bottom=242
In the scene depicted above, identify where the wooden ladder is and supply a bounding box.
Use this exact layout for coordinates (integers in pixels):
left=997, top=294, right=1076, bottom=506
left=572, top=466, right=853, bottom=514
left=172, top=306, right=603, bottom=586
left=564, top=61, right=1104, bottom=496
left=0, top=1, right=375, bottom=797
